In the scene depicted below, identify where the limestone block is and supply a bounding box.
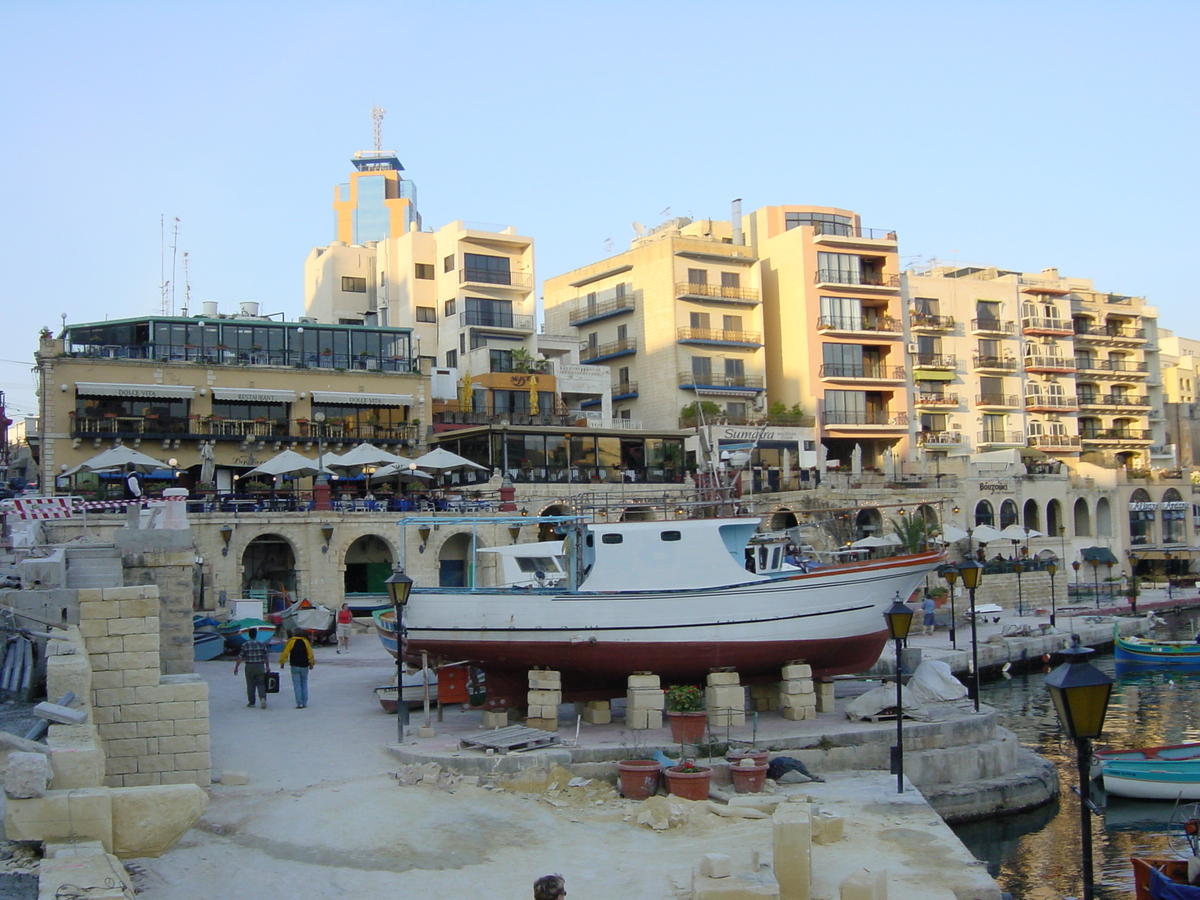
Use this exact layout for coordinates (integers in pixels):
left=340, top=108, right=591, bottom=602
left=35, top=701, right=88, bottom=726
left=481, top=710, right=508, bottom=729
left=122, top=632, right=160, bottom=652
left=47, top=653, right=92, bottom=702
left=122, top=668, right=161, bottom=688
left=527, top=689, right=562, bottom=706
left=753, top=698, right=781, bottom=712
left=525, top=717, right=558, bottom=732
left=780, top=692, right=816, bottom=710
left=782, top=664, right=811, bottom=680
left=782, top=706, right=814, bottom=721
left=527, top=669, right=560, bottom=685
left=220, top=771, right=248, bottom=786
left=839, top=869, right=886, bottom=900
left=119, top=597, right=159, bottom=618
left=111, top=784, right=207, bottom=858
left=707, top=672, right=740, bottom=686
left=780, top=681, right=814, bottom=695
left=5, top=752, right=49, bottom=799
left=773, top=805, right=811, bottom=900
left=812, top=810, right=844, bottom=845
left=693, top=871, right=781, bottom=899
left=106, top=618, right=148, bottom=637
left=626, top=708, right=663, bottom=730
left=5, top=788, right=113, bottom=851
left=626, top=688, right=665, bottom=709
left=708, top=709, right=746, bottom=727
left=90, top=670, right=123, bottom=691
left=47, top=725, right=105, bottom=790
left=700, top=853, right=733, bottom=878
left=78, top=619, right=110, bottom=638
left=39, top=844, right=133, bottom=900
left=582, top=706, right=611, bottom=725
left=706, top=685, right=745, bottom=709
left=526, top=705, right=553, bottom=719
left=530, top=679, right=560, bottom=690
left=627, top=674, right=661, bottom=689
left=749, top=684, right=779, bottom=698
left=815, top=681, right=836, bottom=713
left=87, top=636, right=125, bottom=655
left=101, top=586, right=151, bottom=601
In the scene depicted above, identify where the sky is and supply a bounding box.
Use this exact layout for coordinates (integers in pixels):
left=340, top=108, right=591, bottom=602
left=1, top=1, right=1197, bottom=420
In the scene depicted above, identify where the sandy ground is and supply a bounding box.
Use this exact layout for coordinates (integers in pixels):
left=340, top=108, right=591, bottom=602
left=125, top=629, right=1001, bottom=900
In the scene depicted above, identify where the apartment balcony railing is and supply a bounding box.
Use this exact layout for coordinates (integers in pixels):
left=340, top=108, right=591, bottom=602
left=821, top=410, right=908, bottom=427
left=815, top=270, right=900, bottom=288
left=1080, top=428, right=1153, bottom=441
left=970, top=318, right=1016, bottom=335
left=914, top=393, right=958, bottom=407
left=818, top=363, right=905, bottom=380
left=909, top=312, right=956, bottom=331
left=917, top=431, right=967, bottom=446
left=568, top=295, right=636, bottom=325
left=71, top=416, right=419, bottom=443
left=68, top=345, right=419, bottom=372
left=435, top=408, right=580, bottom=428
left=977, top=393, right=1020, bottom=408
left=676, top=327, right=763, bottom=346
left=488, top=358, right=552, bottom=374
left=581, top=338, right=637, bottom=362
left=612, top=381, right=639, bottom=398
left=812, top=223, right=897, bottom=241
left=1073, top=324, right=1147, bottom=341
left=73, top=415, right=193, bottom=436
left=815, top=315, right=900, bottom=334
left=1074, top=358, right=1149, bottom=374
left=1028, top=434, right=1082, bottom=449
left=1077, top=394, right=1150, bottom=408
left=912, top=354, right=956, bottom=369
left=1021, top=317, right=1075, bottom=334
left=977, top=431, right=1026, bottom=445
left=674, top=282, right=761, bottom=305
left=459, top=269, right=534, bottom=289
left=1024, top=356, right=1077, bottom=372
left=676, top=372, right=765, bottom=390
left=972, top=355, right=1019, bottom=371
left=458, top=311, right=535, bottom=331
left=678, top=413, right=816, bottom=429
left=1024, top=394, right=1078, bottom=410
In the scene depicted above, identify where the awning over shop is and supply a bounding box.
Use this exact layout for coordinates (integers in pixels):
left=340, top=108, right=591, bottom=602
left=211, top=387, right=297, bottom=403
left=310, top=391, right=414, bottom=407
left=912, top=371, right=955, bottom=382
left=1080, top=547, right=1120, bottom=564
left=75, top=382, right=195, bottom=399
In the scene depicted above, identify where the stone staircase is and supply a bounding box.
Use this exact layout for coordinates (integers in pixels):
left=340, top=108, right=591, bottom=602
left=64, top=545, right=123, bottom=589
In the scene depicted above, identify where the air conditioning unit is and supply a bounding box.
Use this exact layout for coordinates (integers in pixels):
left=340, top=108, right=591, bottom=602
left=907, top=343, right=919, bottom=354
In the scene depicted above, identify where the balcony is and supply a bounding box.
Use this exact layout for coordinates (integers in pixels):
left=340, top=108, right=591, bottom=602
left=1079, top=428, right=1153, bottom=443
left=675, top=282, right=761, bottom=306
left=73, top=414, right=192, bottom=437
left=972, top=355, right=1019, bottom=372
left=971, top=318, right=1016, bottom=336
left=917, top=431, right=968, bottom=447
left=612, top=381, right=639, bottom=400
left=912, top=353, right=957, bottom=369
left=977, top=393, right=1020, bottom=409
left=977, top=431, right=1026, bottom=447
left=676, top=371, right=765, bottom=392
left=1021, top=317, right=1074, bottom=336
left=914, top=392, right=958, bottom=408
left=569, top=295, right=636, bottom=326
left=1074, top=357, right=1149, bottom=376
left=1073, top=324, right=1147, bottom=345
left=676, top=327, right=763, bottom=348
left=1024, top=394, right=1079, bottom=412
left=435, top=408, right=579, bottom=428
left=814, top=270, right=900, bottom=291
left=815, top=315, right=901, bottom=336
left=818, top=363, right=905, bottom=382
left=821, top=410, right=908, bottom=427
left=71, top=416, right=419, bottom=444
left=811, top=223, right=898, bottom=246
left=459, top=269, right=534, bottom=290
left=581, top=338, right=637, bottom=363
left=909, top=312, right=956, bottom=332
left=458, top=311, right=535, bottom=332
left=1023, top=355, right=1077, bottom=374
left=1028, top=434, right=1082, bottom=451
left=678, top=412, right=816, bottom=429
left=1077, top=394, right=1150, bottom=409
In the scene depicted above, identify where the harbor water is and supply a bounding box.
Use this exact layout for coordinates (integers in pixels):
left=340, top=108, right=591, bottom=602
left=953, top=609, right=1200, bottom=900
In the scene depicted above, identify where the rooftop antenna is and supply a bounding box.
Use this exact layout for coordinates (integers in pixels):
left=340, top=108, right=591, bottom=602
left=159, top=215, right=169, bottom=316
left=371, top=105, right=386, bottom=151
left=181, top=252, right=191, bottom=316
left=170, top=218, right=180, bottom=316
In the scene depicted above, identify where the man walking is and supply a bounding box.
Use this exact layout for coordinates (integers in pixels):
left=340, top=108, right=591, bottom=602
left=279, top=628, right=316, bottom=709
left=234, top=634, right=271, bottom=709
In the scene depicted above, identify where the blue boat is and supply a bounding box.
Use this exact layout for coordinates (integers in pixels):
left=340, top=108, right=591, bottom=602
left=372, top=608, right=399, bottom=658
left=193, top=632, right=226, bottom=661
left=1103, top=758, right=1200, bottom=801
left=1114, top=633, right=1200, bottom=667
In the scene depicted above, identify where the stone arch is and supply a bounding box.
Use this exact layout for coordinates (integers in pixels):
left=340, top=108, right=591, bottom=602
left=769, top=509, right=800, bottom=532
left=974, top=500, right=995, bottom=527
left=619, top=505, right=657, bottom=522
left=535, top=503, right=575, bottom=541
left=1073, top=498, right=1091, bottom=536
left=1096, top=497, right=1113, bottom=538
left=241, top=532, right=298, bottom=609
left=1022, top=499, right=1041, bottom=533
left=343, top=533, right=396, bottom=594
left=1163, top=488, right=1186, bottom=544
left=999, top=499, right=1018, bottom=529
left=1047, top=498, right=1064, bottom=537
left=437, top=531, right=477, bottom=588
left=855, top=507, right=883, bottom=538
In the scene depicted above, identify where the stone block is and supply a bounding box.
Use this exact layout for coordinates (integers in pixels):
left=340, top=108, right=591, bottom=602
left=122, top=773, right=160, bottom=787
left=117, top=704, right=157, bottom=723
left=122, top=667, right=162, bottom=688
left=137, top=755, right=176, bottom=774
left=626, top=688, right=665, bottom=709
left=106, top=618, right=148, bottom=637
left=707, top=672, right=740, bottom=686
left=173, top=718, right=208, bottom=736
left=782, top=706, right=814, bottom=721
left=119, top=598, right=159, bottom=618
left=773, top=805, right=811, bottom=900
left=626, top=708, right=662, bottom=730
left=160, top=700, right=195, bottom=719
left=5, top=752, right=49, bottom=799
left=77, top=620, right=109, bottom=640
left=162, top=771, right=206, bottom=786
left=111, top=784, right=207, bottom=858
left=173, top=751, right=210, bottom=771
left=136, top=720, right=175, bottom=738
left=627, top=674, right=661, bottom=689
left=780, top=692, right=816, bottom=710
left=105, top=758, right=138, bottom=776
left=89, top=670, right=123, bottom=691
left=94, top=687, right=134, bottom=708
left=815, top=681, right=836, bottom=713
left=34, top=701, right=89, bottom=726
left=46, top=654, right=92, bottom=703
left=526, top=689, right=561, bottom=707
left=529, top=679, right=560, bottom=690
left=839, top=869, right=886, bottom=900
left=585, top=700, right=611, bottom=710
left=700, top=853, right=733, bottom=878
left=86, top=635, right=125, bottom=655
left=122, top=632, right=160, bottom=653
left=106, top=739, right=149, bottom=759
left=708, top=709, right=746, bottom=727
left=753, top=698, right=780, bottom=712
left=706, top=685, right=745, bottom=709
left=693, top=871, right=781, bottom=899
left=220, top=770, right=249, bottom=786
left=40, top=844, right=133, bottom=900
left=525, top=717, right=558, bottom=732
left=49, top=745, right=106, bottom=789
left=526, top=705, right=554, bottom=719
left=749, top=684, right=779, bottom=698
left=159, top=679, right=207, bottom=701
left=481, top=710, right=508, bottom=729
left=101, top=586, right=150, bottom=601
left=527, top=669, right=560, bottom=685
left=418, top=726, right=435, bottom=738
left=157, top=735, right=197, bottom=754
left=5, top=788, right=113, bottom=851
left=99, top=722, right=138, bottom=741
left=582, top=706, right=611, bottom=725
left=780, top=681, right=814, bottom=695
left=812, top=810, right=844, bottom=845
left=782, top=664, right=811, bottom=680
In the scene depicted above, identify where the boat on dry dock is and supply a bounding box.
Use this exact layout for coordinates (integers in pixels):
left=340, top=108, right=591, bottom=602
left=393, top=514, right=943, bottom=708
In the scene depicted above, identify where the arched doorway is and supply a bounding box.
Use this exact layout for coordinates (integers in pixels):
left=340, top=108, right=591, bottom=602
left=855, top=507, right=883, bottom=539
left=1022, top=499, right=1041, bottom=533
left=1047, top=499, right=1063, bottom=538
left=999, top=500, right=1018, bottom=529
left=438, top=532, right=476, bottom=587
left=974, top=500, right=995, bottom=527
left=344, top=534, right=395, bottom=595
left=1073, top=498, right=1091, bottom=536
left=241, top=533, right=297, bottom=610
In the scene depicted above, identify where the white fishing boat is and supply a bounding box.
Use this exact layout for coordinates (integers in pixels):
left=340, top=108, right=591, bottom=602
left=396, top=515, right=943, bottom=708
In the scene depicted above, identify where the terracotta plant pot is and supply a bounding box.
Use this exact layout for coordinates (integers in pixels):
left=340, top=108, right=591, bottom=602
left=617, top=759, right=661, bottom=800
left=729, top=761, right=769, bottom=794
left=666, top=710, right=707, bottom=744
left=663, top=765, right=713, bottom=801
left=726, top=749, right=769, bottom=767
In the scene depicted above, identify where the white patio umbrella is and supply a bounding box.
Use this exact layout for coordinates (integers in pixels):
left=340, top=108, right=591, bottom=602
left=967, top=524, right=1006, bottom=544
left=371, top=460, right=433, bottom=482
left=998, top=524, right=1044, bottom=541
left=939, top=524, right=970, bottom=543
left=408, top=448, right=489, bottom=473
left=324, top=443, right=407, bottom=471
left=62, top=445, right=170, bottom=477
left=851, top=535, right=895, bottom=549
left=245, top=450, right=334, bottom=478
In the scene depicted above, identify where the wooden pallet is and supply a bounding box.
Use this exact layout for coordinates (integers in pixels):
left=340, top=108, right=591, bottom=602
left=460, top=725, right=561, bottom=754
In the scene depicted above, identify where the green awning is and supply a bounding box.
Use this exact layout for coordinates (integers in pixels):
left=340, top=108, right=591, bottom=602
left=913, top=370, right=955, bottom=382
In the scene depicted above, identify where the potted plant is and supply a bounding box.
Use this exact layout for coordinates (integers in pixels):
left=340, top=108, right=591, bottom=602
left=665, top=684, right=706, bottom=744
left=727, top=755, right=769, bottom=794
left=662, top=757, right=713, bottom=801
left=616, top=759, right=662, bottom=800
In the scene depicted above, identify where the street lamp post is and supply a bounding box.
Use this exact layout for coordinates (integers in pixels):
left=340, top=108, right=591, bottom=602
left=1165, top=551, right=1174, bottom=600
left=957, top=556, right=985, bottom=712
left=384, top=566, right=414, bottom=739
left=1045, top=643, right=1114, bottom=900
left=1089, top=558, right=1101, bottom=609
left=1072, top=560, right=1081, bottom=601
left=883, top=596, right=914, bottom=793
left=1105, top=560, right=1115, bottom=606
left=1013, top=558, right=1025, bottom=617
left=940, top=565, right=959, bottom=649
left=313, top=411, right=331, bottom=511
left=1046, top=559, right=1058, bottom=628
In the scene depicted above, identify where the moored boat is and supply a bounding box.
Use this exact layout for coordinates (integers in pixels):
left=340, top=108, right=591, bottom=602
left=1115, top=633, right=1200, bottom=667
left=1130, top=857, right=1198, bottom=900
left=193, top=631, right=225, bottom=661
left=1103, top=759, right=1200, bottom=801
left=218, top=618, right=278, bottom=651
left=1094, top=741, right=1200, bottom=777
left=396, top=514, right=943, bottom=708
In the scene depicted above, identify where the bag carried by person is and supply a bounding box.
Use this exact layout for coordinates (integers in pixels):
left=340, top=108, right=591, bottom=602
left=264, top=671, right=280, bottom=694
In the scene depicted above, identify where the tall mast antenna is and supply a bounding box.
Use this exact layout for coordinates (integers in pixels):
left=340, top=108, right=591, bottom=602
left=181, top=251, right=191, bottom=316
left=170, top=217, right=180, bottom=316
left=371, top=105, right=386, bottom=151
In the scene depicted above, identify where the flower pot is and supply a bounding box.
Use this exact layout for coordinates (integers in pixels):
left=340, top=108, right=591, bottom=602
left=729, top=761, right=769, bottom=794
left=666, top=710, right=707, bottom=744
left=617, top=760, right=661, bottom=800
left=726, top=749, right=769, bottom=767
left=663, top=765, right=713, bottom=801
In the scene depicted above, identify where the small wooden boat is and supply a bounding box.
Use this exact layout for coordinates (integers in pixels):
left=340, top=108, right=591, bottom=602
left=373, top=668, right=437, bottom=712
left=1115, top=633, right=1200, bottom=667
left=373, top=607, right=400, bottom=658
left=345, top=594, right=393, bottom=618
left=1095, top=742, right=1200, bottom=776
left=1104, top=759, right=1200, bottom=801
left=280, top=600, right=335, bottom=644
left=193, top=632, right=225, bottom=661
left=218, top=618, right=278, bottom=651
left=1130, top=857, right=1200, bottom=899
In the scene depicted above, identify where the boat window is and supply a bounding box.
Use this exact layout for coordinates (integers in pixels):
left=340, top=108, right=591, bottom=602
left=660, top=531, right=681, bottom=542
left=759, top=546, right=768, bottom=569
left=601, top=534, right=623, bottom=544
left=772, top=547, right=781, bottom=569
left=516, top=557, right=560, bottom=574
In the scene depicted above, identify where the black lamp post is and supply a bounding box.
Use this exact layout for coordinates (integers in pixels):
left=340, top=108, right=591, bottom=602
left=1046, top=559, right=1058, bottom=628
left=1045, top=644, right=1114, bottom=900
left=1013, top=558, right=1025, bottom=617
left=385, top=566, right=414, bottom=739
left=1105, top=560, right=1115, bottom=605
left=883, top=596, right=915, bottom=793
left=940, top=564, right=959, bottom=648
left=1072, top=560, right=1080, bottom=600
left=958, top=557, right=984, bottom=712
left=1165, top=551, right=1174, bottom=600
left=1089, top=558, right=1101, bottom=609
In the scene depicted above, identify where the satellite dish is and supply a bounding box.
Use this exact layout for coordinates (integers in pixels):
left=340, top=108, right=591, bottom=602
left=632, top=221, right=646, bottom=236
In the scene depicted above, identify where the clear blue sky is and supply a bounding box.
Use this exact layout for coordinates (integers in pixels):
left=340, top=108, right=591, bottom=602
left=2, top=1, right=1197, bottom=418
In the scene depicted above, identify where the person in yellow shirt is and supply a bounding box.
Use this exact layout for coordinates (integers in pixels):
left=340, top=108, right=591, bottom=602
left=279, top=628, right=316, bottom=708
